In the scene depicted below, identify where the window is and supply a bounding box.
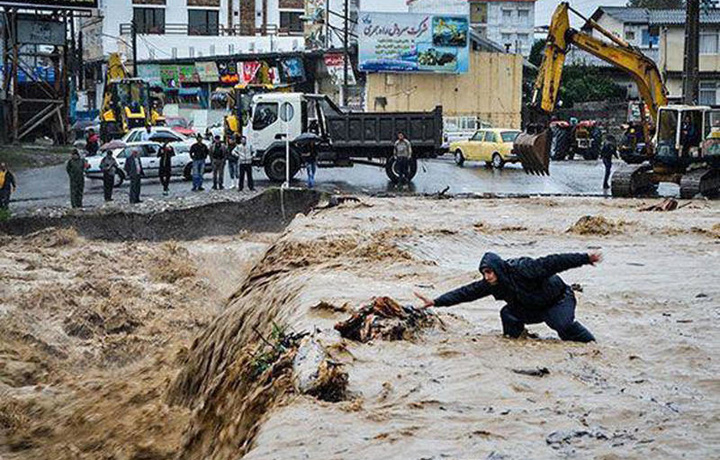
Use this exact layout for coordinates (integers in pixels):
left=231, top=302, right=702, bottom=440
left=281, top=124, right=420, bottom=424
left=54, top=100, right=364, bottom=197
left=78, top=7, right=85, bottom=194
left=625, top=30, right=635, bottom=41
left=471, top=131, right=485, bottom=141
left=487, top=132, right=500, bottom=143
left=133, top=8, right=165, bottom=34
left=470, top=2, right=487, bottom=24
left=518, top=9, right=529, bottom=21
left=280, top=10, right=303, bottom=34
left=700, top=32, right=719, bottom=54
left=188, top=9, right=219, bottom=35
left=700, top=81, right=717, bottom=106
left=252, top=102, right=279, bottom=130
left=501, top=33, right=512, bottom=43
left=501, top=131, right=521, bottom=143
left=502, top=9, right=512, bottom=20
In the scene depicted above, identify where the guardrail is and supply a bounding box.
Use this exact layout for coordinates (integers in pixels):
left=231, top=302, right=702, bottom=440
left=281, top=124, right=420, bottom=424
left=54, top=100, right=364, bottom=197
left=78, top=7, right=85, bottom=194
left=119, top=23, right=302, bottom=37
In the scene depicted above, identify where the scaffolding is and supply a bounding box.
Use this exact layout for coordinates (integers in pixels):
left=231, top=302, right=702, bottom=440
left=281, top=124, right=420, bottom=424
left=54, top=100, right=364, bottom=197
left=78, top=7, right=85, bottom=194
left=1, top=2, right=92, bottom=143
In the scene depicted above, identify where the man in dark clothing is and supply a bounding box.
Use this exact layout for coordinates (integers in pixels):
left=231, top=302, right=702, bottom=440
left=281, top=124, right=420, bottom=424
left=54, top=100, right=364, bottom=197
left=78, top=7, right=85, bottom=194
left=100, top=149, right=119, bottom=201
left=680, top=115, right=699, bottom=157
left=190, top=134, right=209, bottom=191
left=66, top=149, right=85, bottom=208
left=210, top=135, right=227, bottom=190
left=415, top=251, right=601, bottom=343
left=124, top=148, right=144, bottom=204
left=600, top=135, right=619, bottom=189
left=158, top=141, right=174, bottom=195
left=86, top=128, right=99, bottom=156
left=0, top=162, right=17, bottom=210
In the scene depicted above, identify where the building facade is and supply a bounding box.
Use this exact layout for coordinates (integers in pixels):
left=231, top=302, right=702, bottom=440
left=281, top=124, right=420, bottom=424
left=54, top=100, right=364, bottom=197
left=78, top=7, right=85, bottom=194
left=82, top=0, right=306, bottom=63
left=407, top=0, right=536, bottom=56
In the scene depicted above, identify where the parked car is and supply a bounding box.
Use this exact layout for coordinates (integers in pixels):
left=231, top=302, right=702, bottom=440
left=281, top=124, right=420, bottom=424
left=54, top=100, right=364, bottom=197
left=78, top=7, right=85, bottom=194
left=121, top=127, right=191, bottom=144
left=450, top=128, right=522, bottom=168
left=85, top=141, right=209, bottom=187
left=165, top=116, right=196, bottom=137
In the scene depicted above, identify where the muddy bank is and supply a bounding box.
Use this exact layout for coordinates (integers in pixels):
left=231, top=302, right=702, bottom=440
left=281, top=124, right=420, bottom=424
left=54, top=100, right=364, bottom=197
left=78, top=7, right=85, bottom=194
left=0, top=188, right=323, bottom=241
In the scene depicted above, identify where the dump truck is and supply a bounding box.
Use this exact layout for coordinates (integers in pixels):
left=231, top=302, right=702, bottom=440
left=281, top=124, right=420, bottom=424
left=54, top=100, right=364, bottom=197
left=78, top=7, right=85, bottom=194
left=244, top=93, right=443, bottom=183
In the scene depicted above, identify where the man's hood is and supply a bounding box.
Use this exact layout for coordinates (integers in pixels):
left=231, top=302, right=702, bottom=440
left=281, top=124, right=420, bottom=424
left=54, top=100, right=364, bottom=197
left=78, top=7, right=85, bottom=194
left=479, top=252, right=512, bottom=286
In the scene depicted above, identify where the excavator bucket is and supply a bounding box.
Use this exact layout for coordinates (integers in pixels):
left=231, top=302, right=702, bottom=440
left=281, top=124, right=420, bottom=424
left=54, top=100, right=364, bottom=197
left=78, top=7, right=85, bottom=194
left=514, top=128, right=550, bottom=176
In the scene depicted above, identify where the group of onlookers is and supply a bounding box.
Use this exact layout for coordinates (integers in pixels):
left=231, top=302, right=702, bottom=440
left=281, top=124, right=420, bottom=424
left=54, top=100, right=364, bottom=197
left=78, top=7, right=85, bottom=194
left=190, top=133, right=255, bottom=192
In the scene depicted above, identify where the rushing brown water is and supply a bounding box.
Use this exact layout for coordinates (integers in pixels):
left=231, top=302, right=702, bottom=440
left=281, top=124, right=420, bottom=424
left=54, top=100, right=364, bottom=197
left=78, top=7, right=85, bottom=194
left=2, top=196, right=719, bottom=459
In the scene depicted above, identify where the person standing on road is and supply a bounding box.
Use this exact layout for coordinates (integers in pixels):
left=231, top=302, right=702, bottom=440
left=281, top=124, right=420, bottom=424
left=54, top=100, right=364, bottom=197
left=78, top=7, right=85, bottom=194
left=0, top=162, right=17, bottom=210
left=600, top=135, right=619, bottom=190
left=226, top=135, right=238, bottom=187
left=86, top=128, right=99, bottom=156
left=100, top=149, right=119, bottom=202
left=158, top=141, right=175, bottom=195
left=140, top=125, right=153, bottom=142
left=306, top=138, right=318, bottom=189
left=190, top=134, right=209, bottom=191
left=394, top=132, right=413, bottom=184
left=415, top=251, right=602, bottom=343
left=66, top=149, right=85, bottom=208
left=210, top=135, right=227, bottom=190
left=124, top=148, right=144, bottom=204
left=234, top=136, right=255, bottom=191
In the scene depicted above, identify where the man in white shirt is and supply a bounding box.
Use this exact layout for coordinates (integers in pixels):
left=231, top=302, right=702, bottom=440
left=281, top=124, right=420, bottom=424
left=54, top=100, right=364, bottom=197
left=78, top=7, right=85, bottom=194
left=140, top=125, right=152, bottom=142
left=233, top=136, right=255, bottom=191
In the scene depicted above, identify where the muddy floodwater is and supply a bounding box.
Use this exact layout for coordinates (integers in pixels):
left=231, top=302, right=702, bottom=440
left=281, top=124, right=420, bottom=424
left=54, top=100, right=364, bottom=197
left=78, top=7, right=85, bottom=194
left=1, top=193, right=719, bottom=459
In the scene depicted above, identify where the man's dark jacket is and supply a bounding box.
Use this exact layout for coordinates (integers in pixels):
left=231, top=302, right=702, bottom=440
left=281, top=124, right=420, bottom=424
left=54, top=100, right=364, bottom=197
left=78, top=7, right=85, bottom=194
left=434, top=252, right=591, bottom=312
left=190, top=141, right=209, bottom=161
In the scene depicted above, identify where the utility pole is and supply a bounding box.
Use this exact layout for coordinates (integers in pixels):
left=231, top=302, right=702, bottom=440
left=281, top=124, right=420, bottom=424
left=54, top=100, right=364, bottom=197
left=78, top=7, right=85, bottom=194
left=683, top=0, right=700, bottom=105
left=131, top=19, right=138, bottom=77
left=343, top=0, right=349, bottom=107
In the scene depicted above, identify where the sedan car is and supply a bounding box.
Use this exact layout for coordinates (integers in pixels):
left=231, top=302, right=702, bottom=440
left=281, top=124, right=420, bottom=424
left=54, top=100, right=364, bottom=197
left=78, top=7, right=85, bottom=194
left=121, top=127, right=191, bottom=144
left=85, top=142, right=207, bottom=187
left=450, top=128, right=522, bottom=169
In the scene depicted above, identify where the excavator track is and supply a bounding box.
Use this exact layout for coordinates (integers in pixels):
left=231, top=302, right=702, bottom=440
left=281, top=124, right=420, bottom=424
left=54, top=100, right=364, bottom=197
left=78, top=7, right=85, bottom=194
left=679, top=167, right=720, bottom=199
left=611, top=163, right=655, bottom=198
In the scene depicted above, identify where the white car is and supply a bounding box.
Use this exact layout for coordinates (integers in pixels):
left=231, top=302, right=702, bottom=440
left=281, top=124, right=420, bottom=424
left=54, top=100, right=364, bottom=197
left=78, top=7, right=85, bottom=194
left=121, top=127, right=192, bottom=144
left=85, top=141, right=207, bottom=187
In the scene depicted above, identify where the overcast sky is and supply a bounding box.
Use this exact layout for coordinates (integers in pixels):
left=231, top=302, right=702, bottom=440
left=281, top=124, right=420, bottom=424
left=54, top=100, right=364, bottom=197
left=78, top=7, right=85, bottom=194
left=360, top=0, right=629, bottom=27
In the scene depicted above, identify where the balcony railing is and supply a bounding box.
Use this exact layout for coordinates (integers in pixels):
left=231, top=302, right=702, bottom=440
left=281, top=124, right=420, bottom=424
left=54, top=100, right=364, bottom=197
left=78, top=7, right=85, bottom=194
left=119, top=23, right=303, bottom=37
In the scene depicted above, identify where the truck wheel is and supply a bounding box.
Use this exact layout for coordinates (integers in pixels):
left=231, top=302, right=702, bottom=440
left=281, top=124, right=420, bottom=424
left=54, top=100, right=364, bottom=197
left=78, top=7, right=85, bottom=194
left=183, top=164, right=192, bottom=181
left=454, top=150, right=465, bottom=166
left=385, top=157, right=418, bottom=183
left=492, top=153, right=504, bottom=169
left=264, top=149, right=300, bottom=183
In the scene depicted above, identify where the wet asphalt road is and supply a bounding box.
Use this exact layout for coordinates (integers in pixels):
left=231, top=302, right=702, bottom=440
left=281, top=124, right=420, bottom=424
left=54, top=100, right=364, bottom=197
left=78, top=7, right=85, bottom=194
left=9, top=155, right=679, bottom=211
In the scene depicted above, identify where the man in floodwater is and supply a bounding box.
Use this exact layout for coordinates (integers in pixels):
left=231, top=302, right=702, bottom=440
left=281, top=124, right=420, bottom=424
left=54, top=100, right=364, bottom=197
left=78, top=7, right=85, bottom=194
left=415, top=251, right=602, bottom=342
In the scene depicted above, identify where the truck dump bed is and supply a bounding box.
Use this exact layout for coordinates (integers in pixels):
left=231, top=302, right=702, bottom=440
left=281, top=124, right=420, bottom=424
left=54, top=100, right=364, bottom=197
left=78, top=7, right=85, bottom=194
left=324, top=105, right=443, bottom=157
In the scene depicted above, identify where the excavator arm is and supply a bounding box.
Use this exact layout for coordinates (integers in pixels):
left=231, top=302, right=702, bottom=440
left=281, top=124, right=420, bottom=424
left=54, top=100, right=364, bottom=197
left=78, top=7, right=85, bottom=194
left=517, top=2, right=668, bottom=175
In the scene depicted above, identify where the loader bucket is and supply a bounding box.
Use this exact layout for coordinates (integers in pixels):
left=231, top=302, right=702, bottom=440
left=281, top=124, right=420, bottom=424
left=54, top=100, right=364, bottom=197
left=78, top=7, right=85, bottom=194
left=514, top=129, right=550, bottom=176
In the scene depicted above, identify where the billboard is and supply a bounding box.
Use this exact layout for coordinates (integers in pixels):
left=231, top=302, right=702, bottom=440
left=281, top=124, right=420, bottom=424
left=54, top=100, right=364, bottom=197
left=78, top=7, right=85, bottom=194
left=358, top=12, right=469, bottom=74
left=0, top=0, right=97, bottom=9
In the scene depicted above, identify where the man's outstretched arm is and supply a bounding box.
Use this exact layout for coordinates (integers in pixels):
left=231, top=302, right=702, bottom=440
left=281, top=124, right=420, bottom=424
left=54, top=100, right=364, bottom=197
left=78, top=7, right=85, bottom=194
left=515, top=252, right=601, bottom=279
left=416, top=280, right=491, bottom=308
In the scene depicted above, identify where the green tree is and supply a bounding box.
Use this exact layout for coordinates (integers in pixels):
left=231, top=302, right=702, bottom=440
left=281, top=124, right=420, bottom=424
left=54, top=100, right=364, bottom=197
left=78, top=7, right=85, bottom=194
left=558, top=65, right=627, bottom=107
left=529, top=39, right=546, bottom=67
left=626, top=0, right=684, bottom=8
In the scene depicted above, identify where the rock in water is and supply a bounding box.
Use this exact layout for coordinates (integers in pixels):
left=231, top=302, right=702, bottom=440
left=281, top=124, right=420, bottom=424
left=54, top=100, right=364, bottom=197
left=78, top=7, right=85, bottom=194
left=292, top=337, right=347, bottom=402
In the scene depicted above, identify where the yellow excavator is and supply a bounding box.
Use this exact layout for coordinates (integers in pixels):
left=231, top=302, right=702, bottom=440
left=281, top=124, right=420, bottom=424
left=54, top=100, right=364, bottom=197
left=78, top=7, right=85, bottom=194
left=516, top=2, right=720, bottom=198
left=100, top=53, right=165, bottom=142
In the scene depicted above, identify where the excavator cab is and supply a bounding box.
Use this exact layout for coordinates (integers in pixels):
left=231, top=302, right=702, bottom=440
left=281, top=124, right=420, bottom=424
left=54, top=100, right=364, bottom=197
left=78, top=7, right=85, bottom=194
left=654, top=106, right=707, bottom=168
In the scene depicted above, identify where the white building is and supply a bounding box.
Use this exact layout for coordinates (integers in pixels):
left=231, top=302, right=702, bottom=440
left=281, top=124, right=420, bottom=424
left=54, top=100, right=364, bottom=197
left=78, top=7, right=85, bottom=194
left=82, top=0, right=306, bottom=63
left=407, top=0, right=536, bottom=56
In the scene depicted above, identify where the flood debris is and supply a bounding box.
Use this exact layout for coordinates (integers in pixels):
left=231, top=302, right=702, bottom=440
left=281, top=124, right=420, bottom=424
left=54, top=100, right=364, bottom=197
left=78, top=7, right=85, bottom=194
left=334, top=296, right=436, bottom=342
left=512, top=367, right=550, bottom=377
left=293, top=337, right=348, bottom=402
left=638, top=198, right=687, bottom=212
left=567, top=215, right=619, bottom=236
